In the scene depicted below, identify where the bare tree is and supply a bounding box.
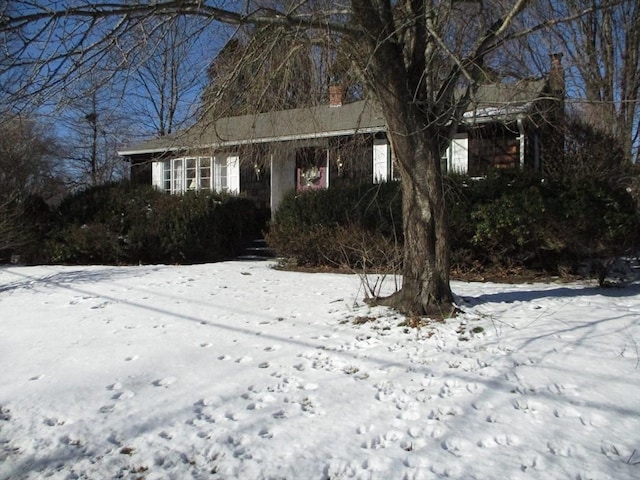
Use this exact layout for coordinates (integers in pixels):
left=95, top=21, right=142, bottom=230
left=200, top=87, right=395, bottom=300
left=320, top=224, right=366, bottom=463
left=523, top=0, right=639, bottom=164
left=0, top=115, right=61, bottom=202
left=126, top=16, right=210, bottom=136
left=59, top=72, right=130, bottom=187
left=2, top=0, right=585, bottom=315
left=202, top=22, right=324, bottom=118
left=0, top=115, right=62, bottom=255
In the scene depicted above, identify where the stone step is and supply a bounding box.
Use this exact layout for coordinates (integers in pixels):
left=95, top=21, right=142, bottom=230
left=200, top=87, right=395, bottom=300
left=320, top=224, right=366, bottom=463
left=236, top=239, right=274, bottom=261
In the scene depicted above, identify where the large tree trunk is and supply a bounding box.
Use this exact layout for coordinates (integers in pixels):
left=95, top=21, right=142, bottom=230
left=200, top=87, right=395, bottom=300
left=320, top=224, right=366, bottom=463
left=351, top=0, right=455, bottom=316
left=376, top=98, right=454, bottom=316
left=397, top=138, right=453, bottom=316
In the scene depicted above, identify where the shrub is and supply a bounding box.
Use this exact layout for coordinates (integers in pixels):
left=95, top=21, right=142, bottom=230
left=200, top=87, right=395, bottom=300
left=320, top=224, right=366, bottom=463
left=49, top=223, right=123, bottom=264
left=267, top=172, right=638, bottom=275
left=0, top=194, right=54, bottom=264
left=470, top=184, right=548, bottom=264
left=266, top=182, right=402, bottom=268
left=45, top=183, right=264, bottom=265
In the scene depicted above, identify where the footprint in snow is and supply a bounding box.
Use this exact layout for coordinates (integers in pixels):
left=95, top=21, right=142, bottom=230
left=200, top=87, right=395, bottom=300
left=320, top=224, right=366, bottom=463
left=99, top=404, right=118, bottom=414
left=112, top=390, right=135, bottom=400
left=272, top=409, right=289, bottom=419
left=547, top=382, right=581, bottom=397
left=300, top=395, right=325, bottom=416
left=362, top=455, right=393, bottom=472
left=400, top=437, right=428, bottom=451
left=472, top=400, right=493, bottom=411
left=258, top=426, right=274, bottom=439
left=153, top=376, right=177, bottom=387
left=600, top=441, right=636, bottom=460
left=548, top=439, right=584, bottom=457
left=225, top=411, right=247, bottom=421
left=361, top=430, right=403, bottom=449
left=423, top=425, right=447, bottom=439
left=124, top=355, right=138, bottom=362
left=428, top=406, right=463, bottom=420
left=513, top=398, right=542, bottom=413
left=431, top=462, right=463, bottom=477
left=441, top=437, right=473, bottom=457
left=356, top=425, right=375, bottom=434
left=90, top=301, right=110, bottom=309
left=246, top=393, right=277, bottom=410
left=493, top=434, right=521, bottom=447
left=520, top=455, right=545, bottom=472
left=44, top=417, right=65, bottom=427
left=553, top=406, right=582, bottom=418
left=580, top=413, right=608, bottom=428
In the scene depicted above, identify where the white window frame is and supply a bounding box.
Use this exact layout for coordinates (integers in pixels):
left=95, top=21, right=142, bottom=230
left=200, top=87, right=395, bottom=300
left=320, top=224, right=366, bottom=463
left=152, top=155, right=239, bottom=194
left=214, top=154, right=240, bottom=194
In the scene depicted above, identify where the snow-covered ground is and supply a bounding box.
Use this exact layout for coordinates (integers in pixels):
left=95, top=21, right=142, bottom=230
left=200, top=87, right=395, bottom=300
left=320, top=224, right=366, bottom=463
left=0, top=261, right=638, bottom=480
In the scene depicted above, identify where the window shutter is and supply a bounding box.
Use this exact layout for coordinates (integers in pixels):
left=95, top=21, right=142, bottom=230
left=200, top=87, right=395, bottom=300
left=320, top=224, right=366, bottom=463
left=449, top=135, right=469, bottom=174
left=227, top=155, right=240, bottom=194
left=373, top=138, right=390, bottom=183
left=151, top=161, right=165, bottom=190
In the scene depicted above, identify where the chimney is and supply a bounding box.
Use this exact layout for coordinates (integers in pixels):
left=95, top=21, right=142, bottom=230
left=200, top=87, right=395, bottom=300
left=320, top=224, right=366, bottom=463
left=549, top=53, right=564, bottom=96
left=329, top=85, right=344, bottom=107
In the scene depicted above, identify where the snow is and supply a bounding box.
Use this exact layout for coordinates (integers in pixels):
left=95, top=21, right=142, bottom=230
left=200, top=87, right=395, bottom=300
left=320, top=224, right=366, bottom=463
left=1, top=261, right=639, bottom=480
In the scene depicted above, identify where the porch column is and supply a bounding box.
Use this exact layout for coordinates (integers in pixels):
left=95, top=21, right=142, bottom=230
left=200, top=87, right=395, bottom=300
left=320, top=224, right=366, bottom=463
left=518, top=118, right=526, bottom=169
left=270, top=146, right=296, bottom=216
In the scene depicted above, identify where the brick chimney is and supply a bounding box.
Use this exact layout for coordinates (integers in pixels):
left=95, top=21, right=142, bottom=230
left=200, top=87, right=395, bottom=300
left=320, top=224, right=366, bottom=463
left=549, top=53, right=564, bottom=96
left=329, top=85, right=344, bottom=107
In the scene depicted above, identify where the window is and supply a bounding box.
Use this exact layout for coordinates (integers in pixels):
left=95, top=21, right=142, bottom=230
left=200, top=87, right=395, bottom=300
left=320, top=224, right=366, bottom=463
left=467, top=125, right=520, bottom=176
left=151, top=156, right=238, bottom=194
left=185, top=157, right=197, bottom=190
left=199, top=157, right=211, bottom=190
left=214, top=155, right=240, bottom=194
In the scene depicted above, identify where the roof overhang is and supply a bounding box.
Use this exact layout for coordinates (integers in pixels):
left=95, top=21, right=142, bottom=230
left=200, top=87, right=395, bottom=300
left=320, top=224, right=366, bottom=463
left=117, top=125, right=386, bottom=156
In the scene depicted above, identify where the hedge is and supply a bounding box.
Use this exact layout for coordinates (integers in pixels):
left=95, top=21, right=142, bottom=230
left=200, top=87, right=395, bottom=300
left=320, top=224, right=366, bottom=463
left=41, top=182, right=265, bottom=265
left=266, top=173, right=639, bottom=274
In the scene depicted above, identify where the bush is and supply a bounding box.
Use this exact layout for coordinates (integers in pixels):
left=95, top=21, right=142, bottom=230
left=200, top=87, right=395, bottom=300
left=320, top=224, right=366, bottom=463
left=267, top=173, right=639, bottom=275
left=470, top=184, right=547, bottom=264
left=44, top=183, right=264, bottom=265
left=0, top=194, right=55, bottom=264
left=266, top=182, right=402, bottom=269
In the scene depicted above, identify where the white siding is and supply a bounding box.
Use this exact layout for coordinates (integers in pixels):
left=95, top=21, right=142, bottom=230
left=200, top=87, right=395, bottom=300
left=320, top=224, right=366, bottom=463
left=373, top=137, right=391, bottom=183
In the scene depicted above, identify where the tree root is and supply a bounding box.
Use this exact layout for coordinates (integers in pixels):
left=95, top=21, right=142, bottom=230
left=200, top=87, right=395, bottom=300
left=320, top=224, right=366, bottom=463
left=365, top=291, right=459, bottom=321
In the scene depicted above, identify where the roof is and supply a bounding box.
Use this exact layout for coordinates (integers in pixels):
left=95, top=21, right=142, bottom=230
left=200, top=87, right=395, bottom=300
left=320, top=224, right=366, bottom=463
left=119, top=99, right=386, bottom=156
left=119, top=79, right=548, bottom=156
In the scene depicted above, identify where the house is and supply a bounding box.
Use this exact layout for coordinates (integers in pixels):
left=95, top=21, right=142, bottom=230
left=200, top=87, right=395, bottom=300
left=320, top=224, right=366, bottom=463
left=119, top=57, right=564, bottom=215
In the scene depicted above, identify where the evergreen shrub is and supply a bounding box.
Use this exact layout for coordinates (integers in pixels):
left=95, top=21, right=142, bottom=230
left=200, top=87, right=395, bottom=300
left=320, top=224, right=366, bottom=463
left=267, top=173, right=639, bottom=274
left=266, top=182, right=402, bottom=269
left=45, top=182, right=264, bottom=265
